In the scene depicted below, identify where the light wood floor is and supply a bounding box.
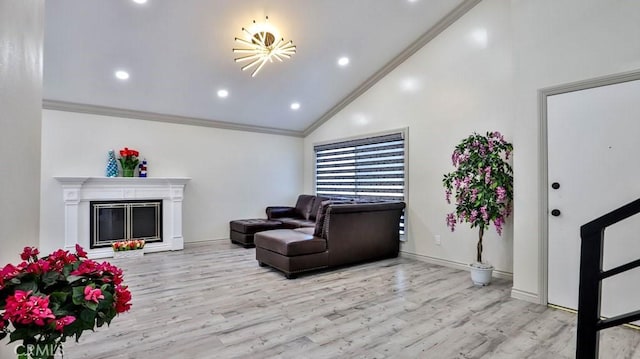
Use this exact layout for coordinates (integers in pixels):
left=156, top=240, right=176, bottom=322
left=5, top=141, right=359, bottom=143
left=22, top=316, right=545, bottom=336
left=62, top=240, right=640, bottom=359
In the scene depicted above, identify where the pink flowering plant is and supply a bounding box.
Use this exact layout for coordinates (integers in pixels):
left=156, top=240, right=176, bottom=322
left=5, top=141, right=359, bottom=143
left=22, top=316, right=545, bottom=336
left=443, top=131, right=513, bottom=264
left=0, top=245, right=132, bottom=358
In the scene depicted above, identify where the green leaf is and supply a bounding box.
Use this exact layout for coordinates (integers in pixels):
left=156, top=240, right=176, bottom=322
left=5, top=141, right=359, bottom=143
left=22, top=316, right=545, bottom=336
left=85, top=300, right=98, bottom=312
left=42, top=271, right=61, bottom=287
left=66, top=275, right=84, bottom=284
left=72, top=286, right=86, bottom=305
left=49, top=291, right=69, bottom=304
left=80, top=309, right=96, bottom=329
left=15, top=280, right=38, bottom=293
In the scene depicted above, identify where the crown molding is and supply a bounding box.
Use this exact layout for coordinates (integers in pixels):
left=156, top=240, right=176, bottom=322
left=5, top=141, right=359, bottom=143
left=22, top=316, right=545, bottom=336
left=301, top=0, right=482, bottom=137
left=42, top=100, right=304, bottom=138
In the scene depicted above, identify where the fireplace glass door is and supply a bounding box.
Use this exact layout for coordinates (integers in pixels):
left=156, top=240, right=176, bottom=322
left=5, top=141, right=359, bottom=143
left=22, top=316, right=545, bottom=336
left=90, top=200, right=162, bottom=248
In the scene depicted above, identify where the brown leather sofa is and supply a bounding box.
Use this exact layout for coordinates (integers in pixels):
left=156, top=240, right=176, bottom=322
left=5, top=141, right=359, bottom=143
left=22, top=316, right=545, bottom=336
left=255, top=201, right=406, bottom=278
left=265, top=194, right=328, bottom=228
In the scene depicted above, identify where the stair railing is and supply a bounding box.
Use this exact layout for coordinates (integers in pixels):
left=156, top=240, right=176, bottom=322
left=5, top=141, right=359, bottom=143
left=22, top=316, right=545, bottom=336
left=576, top=198, right=640, bottom=358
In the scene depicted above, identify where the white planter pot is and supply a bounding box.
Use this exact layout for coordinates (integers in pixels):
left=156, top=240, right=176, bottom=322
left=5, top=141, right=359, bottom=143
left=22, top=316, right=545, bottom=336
left=113, top=249, right=144, bottom=259
left=470, top=263, right=494, bottom=286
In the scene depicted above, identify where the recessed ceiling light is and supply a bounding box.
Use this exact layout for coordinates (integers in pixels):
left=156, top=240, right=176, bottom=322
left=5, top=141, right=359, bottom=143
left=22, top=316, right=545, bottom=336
left=132, top=0, right=147, bottom=4
left=217, top=89, right=229, bottom=98
left=115, top=70, right=130, bottom=80
left=290, top=102, right=300, bottom=110
left=338, top=57, right=350, bottom=67
left=471, top=28, right=488, bottom=48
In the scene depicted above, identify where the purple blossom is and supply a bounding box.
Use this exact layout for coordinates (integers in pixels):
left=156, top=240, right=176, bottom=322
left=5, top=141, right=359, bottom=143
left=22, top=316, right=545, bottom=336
left=494, top=216, right=504, bottom=235
left=505, top=150, right=511, bottom=160
left=492, top=131, right=505, bottom=143
left=496, top=186, right=506, bottom=202
left=446, top=213, right=456, bottom=232
left=469, top=209, right=478, bottom=223
left=480, top=206, right=489, bottom=222
left=445, top=189, right=452, bottom=204
left=487, top=139, right=494, bottom=153
left=479, top=144, right=486, bottom=157
left=470, top=188, right=478, bottom=202
left=484, top=166, right=492, bottom=184
left=451, top=150, right=460, bottom=166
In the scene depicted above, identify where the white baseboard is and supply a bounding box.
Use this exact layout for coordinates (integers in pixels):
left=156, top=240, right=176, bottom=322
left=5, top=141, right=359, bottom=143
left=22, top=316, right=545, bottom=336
left=510, top=288, right=541, bottom=304
left=400, top=251, right=513, bottom=280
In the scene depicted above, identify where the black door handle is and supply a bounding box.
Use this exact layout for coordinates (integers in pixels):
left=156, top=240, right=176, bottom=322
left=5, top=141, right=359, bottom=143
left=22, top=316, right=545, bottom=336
left=551, top=209, right=561, bottom=217
left=551, top=182, right=560, bottom=189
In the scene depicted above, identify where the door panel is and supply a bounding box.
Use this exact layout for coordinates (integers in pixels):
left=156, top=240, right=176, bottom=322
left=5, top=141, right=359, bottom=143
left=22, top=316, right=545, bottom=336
left=547, top=79, right=640, bottom=318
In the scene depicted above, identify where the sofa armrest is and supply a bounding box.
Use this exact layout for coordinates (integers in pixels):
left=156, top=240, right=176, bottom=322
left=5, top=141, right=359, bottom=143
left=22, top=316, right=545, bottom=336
left=266, top=206, right=297, bottom=219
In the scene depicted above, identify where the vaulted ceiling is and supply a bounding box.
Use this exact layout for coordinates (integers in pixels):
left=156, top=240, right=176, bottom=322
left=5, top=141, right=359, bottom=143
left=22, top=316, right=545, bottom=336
left=43, top=0, right=473, bottom=135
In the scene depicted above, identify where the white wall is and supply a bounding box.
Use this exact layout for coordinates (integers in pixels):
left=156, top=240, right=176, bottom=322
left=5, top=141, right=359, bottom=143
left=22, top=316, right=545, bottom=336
left=304, top=0, right=640, bottom=302
left=304, top=0, right=515, bottom=274
left=40, top=110, right=303, bottom=254
left=0, top=1, right=44, bottom=357
left=510, top=0, right=640, bottom=301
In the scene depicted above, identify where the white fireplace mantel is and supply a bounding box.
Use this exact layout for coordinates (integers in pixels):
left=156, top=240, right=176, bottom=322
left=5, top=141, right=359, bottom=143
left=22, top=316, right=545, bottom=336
left=54, top=176, right=190, bottom=258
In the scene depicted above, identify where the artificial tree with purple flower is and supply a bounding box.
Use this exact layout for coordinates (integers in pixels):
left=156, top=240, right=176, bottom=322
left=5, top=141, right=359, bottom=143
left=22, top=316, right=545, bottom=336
left=443, top=131, right=513, bottom=265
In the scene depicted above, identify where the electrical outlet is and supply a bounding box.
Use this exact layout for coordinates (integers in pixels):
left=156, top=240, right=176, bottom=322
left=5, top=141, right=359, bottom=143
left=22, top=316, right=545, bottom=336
left=434, top=234, right=441, bottom=245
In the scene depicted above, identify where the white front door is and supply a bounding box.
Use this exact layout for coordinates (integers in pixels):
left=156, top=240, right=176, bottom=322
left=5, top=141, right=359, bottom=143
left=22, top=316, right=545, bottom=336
left=547, top=79, right=640, bottom=318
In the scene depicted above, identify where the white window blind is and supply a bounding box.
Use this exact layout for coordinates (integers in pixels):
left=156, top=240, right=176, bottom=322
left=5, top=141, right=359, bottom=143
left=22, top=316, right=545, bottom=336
left=314, top=132, right=406, bottom=234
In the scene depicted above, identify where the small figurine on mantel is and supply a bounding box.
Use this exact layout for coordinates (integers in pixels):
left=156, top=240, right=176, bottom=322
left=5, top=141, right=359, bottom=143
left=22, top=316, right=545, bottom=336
left=138, top=159, right=148, bottom=177
left=106, top=149, right=118, bottom=177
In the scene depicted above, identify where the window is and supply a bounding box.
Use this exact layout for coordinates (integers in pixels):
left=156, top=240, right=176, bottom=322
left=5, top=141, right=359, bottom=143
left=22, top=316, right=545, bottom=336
left=314, top=131, right=406, bottom=235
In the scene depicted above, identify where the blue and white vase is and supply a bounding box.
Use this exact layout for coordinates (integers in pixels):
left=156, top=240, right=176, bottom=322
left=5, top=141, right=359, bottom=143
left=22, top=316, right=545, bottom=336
left=106, top=149, right=118, bottom=177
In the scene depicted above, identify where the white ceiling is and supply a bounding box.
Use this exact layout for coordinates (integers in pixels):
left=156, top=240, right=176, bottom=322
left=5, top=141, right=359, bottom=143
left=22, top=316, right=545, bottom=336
left=43, top=0, right=468, bottom=134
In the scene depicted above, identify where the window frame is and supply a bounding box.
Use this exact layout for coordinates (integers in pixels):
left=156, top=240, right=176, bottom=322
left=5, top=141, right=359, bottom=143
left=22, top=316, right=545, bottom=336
left=312, top=128, right=409, bottom=240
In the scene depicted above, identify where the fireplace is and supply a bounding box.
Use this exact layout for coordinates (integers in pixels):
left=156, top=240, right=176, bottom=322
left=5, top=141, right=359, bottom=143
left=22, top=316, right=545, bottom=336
left=90, top=200, right=163, bottom=248
left=54, top=177, right=189, bottom=258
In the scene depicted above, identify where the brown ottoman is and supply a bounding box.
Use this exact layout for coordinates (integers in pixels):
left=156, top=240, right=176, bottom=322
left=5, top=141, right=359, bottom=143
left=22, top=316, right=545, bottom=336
left=229, top=219, right=283, bottom=248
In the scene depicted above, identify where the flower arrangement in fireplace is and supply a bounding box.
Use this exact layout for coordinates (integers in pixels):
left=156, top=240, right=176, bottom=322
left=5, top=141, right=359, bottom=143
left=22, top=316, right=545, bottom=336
left=0, top=245, right=132, bottom=357
left=112, top=240, right=145, bottom=252
left=118, top=147, right=140, bottom=177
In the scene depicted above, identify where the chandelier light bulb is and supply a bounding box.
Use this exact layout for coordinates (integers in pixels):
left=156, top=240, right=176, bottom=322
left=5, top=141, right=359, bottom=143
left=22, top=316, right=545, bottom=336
left=233, top=16, right=296, bottom=77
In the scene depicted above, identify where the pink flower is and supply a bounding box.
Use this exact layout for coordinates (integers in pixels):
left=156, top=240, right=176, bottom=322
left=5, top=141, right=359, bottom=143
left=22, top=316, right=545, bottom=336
left=75, top=244, right=88, bottom=258
left=84, top=286, right=104, bottom=303
left=0, top=263, right=20, bottom=289
left=3, top=290, right=55, bottom=326
left=71, top=260, right=101, bottom=276
left=114, top=285, right=132, bottom=313
left=496, top=186, right=507, bottom=202
left=20, top=246, right=39, bottom=261
left=445, top=189, right=452, bottom=204
left=54, top=315, right=76, bottom=332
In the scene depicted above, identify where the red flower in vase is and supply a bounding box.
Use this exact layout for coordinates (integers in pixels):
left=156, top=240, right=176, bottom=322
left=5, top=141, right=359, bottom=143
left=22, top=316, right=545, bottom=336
left=117, top=147, right=140, bottom=176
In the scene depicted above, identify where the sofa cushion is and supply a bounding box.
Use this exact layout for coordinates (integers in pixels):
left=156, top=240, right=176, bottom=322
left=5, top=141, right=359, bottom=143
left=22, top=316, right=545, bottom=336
left=254, top=229, right=327, bottom=256
left=294, top=195, right=316, bottom=219
left=230, top=218, right=283, bottom=234
left=279, top=217, right=316, bottom=228
left=308, top=196, right=329, bottom=220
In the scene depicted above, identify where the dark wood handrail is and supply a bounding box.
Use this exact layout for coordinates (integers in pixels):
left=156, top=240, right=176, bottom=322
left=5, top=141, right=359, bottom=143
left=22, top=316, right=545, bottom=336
left=576, top=197, right=640, bottom=359
left=581, top=198, right=640, bottom=236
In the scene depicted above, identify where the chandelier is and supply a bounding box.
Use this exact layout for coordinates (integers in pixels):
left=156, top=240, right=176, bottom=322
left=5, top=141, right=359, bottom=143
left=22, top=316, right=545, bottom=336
left=233, top=16, right=296, bottom=77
